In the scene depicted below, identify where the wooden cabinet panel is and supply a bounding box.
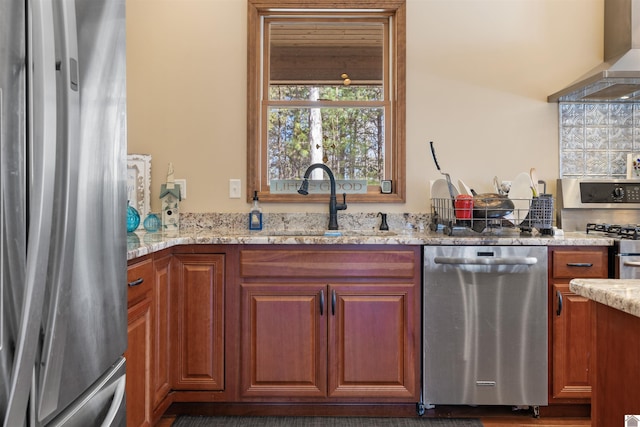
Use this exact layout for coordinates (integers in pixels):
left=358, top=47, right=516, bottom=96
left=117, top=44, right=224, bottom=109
left=241, top=284, right=327, bottom=397
left=152, top=254, right=172, bottom=409
left=551, top=283, right=592, bottom=399
left=126, top=258, right=154, bottom=426
left=240, top=249, right=416, bottom=278
left=552, top=250, right=607, bottom=278
left=239, top=246, right=421, bottom=402
left=125, top=298, right=152, bottom=427
left=127, top=257, right=153, bottom=304
left=328, top=284, right=416, bottom=398
left=548, top=246, right=608, bottom=403
left=592, top=302, right=640, bottom=426
left=174, top=254, right=225, bottom=390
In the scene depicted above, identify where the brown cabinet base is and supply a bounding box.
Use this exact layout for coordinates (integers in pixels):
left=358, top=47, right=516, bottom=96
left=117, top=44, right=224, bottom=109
left=547, top=246, right=608, bottom=404
left=592, top=302, right=640, bottom=426
left=238, top=245, right=421, bottom=402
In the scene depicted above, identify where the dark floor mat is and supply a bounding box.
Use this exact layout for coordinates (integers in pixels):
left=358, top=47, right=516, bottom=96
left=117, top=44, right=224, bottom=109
left=172, top=415, right=483, bottom=427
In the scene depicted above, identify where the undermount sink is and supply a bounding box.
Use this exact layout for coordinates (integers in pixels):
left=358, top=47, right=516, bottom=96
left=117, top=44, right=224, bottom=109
left=255, top=230, right=397, bottom=237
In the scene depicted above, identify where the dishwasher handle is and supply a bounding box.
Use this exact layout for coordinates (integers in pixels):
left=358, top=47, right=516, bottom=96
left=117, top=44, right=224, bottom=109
left=433, top=256, right=539, bottom=266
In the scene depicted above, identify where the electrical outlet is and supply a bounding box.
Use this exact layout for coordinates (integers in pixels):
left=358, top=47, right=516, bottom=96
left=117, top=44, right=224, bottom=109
left=229, top=179, right=241, bottom=198
left=175, top=179, right=187, bottom=199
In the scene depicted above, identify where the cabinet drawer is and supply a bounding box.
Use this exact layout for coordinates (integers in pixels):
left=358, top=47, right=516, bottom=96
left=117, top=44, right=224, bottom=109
left=240, top=248, right=417, bottom=279
left=127, top=257, right=153, bottom=305
left=552, top=250, right=608, bottom=279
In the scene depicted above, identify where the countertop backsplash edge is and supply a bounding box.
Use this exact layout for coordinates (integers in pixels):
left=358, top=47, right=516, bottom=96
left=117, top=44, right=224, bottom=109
left=127, top=212, right=613, bottom=260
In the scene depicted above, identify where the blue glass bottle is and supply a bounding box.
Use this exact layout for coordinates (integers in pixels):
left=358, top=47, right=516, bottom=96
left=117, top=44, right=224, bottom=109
left=143, top=212, right=161, bottom=232
left=127, top=201, right=140, bottom=232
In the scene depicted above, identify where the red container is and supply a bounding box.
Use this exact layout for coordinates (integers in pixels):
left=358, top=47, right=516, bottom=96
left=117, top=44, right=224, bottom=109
left=454, top=195, right=474, bottom=219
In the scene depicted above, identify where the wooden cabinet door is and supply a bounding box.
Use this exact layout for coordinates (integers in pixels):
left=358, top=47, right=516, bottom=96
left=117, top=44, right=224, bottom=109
left=328, top=284, right=418, bottom=399
left=240, top=283, right=327, bottom=398
left=173, top=254, right=225, bottom=390
left=551, top=282, right=593, bottom=399
left=125, top=298, right=152, bottom=427
left=549, top=246, right=607, bottom=402
left=152, top=254, right=172, bottom=408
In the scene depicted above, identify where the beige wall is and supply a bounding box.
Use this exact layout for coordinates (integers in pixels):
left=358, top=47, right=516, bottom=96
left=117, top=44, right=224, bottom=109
left=126, top=0, right=603, bottom=214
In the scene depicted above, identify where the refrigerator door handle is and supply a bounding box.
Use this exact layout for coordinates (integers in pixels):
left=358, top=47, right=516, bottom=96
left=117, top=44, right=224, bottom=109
left=4, top=0, right=58, bottom=425
left=99, top=373, right=125, bottom=427
left=36, top=0, right=81, bottom=420
left=45, top=358, right=127, bottom=427
left=1, top=90, right=3, bottom=354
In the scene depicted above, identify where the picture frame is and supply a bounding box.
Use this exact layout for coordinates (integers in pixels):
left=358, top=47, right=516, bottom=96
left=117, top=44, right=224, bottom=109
left=127, top=154, right=151, bottom=220
left=627, top=153, right=640, bottom=179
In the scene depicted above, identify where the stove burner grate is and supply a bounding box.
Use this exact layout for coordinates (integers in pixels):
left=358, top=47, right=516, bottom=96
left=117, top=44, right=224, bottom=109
left=586, top=223, right=640, bottom=239
left=620, top=226, right=640, bottom=240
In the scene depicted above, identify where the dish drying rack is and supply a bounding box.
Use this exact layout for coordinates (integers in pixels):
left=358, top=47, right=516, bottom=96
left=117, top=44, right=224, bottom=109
left=430, top=195, right=555, bottom=236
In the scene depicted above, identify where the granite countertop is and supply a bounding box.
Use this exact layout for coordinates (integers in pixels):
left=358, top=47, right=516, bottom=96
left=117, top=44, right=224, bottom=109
left=570, top=279, right=640, bottom=319
left=127, top=229, right=613, bottom=261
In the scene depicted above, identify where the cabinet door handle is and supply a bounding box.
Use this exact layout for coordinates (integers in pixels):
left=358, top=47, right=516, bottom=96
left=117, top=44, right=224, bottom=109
left=566, top=262, right=593, bottom=267
left=556, top=290, right=563, bottom=316
left=128, top=277, right=144, bottom=287
left=331, top=290, right=336, bottom=316
left=319, top=289, right=325, bottom=316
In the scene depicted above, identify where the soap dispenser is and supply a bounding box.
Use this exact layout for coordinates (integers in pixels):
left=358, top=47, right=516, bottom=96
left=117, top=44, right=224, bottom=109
left=249, top=191, right=263, bottom=230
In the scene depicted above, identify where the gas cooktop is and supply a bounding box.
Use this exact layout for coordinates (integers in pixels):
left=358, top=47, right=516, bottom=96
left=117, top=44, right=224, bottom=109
left=586, top=223, right=640, bottom=240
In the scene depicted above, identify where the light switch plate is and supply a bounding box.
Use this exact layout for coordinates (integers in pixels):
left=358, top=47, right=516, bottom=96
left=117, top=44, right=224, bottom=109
left=229, top=179, right=241, bottom=198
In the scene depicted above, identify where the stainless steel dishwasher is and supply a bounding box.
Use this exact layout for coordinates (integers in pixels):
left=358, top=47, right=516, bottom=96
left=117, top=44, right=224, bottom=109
left=422, top=245, right=548, bottom=412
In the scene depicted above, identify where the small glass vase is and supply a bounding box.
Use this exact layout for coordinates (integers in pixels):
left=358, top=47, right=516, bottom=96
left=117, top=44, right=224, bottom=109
left=126, top=201, right=140, bottom=232
left=143, top=212, right=161, bottom=232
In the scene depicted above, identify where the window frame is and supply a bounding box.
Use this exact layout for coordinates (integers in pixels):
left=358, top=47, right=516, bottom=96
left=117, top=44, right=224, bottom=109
left=247, top=0, right=406, bottom=203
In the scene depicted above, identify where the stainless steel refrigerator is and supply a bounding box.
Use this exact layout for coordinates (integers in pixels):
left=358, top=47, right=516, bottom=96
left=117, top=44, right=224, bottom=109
left=1, top=0, right=127, bottom=425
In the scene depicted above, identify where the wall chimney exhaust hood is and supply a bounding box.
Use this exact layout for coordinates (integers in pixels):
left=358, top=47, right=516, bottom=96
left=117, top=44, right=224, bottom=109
left=548, top=0, right=640, bottom=102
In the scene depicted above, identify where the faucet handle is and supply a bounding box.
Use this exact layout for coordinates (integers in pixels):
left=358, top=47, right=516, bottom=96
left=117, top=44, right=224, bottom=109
left=378, top=212, right=389, bottom=231
left=337, top=193, right=347, bottom=211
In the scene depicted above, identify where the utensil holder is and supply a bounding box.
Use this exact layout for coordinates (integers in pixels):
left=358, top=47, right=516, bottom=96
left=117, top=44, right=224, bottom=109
left=528, top=194, right=554, bottom=230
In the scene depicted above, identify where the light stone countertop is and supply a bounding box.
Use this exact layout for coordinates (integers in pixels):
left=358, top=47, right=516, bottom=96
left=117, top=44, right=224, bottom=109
left=127, top=229, right=613, bottom=261
left=570, top=279, right=640, bottom=319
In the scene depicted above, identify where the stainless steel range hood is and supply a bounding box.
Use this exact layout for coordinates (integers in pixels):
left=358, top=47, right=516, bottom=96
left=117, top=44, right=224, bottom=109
left=548, top=0, right=640, bottom=102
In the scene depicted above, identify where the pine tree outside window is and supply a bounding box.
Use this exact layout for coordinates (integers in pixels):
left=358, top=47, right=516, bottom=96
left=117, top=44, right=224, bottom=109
left=247, top=0, right=406, bottom=203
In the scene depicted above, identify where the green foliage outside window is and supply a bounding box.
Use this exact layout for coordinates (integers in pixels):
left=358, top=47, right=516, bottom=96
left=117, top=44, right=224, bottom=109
left=268, top=84, right=385, bottom=184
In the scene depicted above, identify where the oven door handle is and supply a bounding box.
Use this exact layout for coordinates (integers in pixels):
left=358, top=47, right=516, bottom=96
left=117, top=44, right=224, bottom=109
left=434, top=257, right=538, bottom=266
